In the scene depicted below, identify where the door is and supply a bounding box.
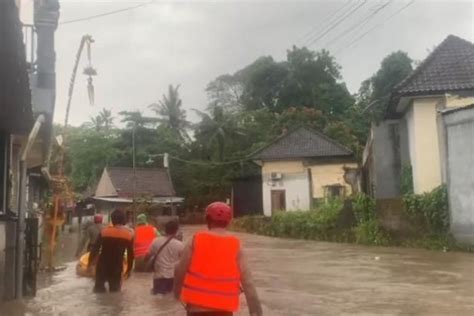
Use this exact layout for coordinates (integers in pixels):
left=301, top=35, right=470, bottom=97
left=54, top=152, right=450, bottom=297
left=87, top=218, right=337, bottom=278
left=271, top=190, right=286, bottom=213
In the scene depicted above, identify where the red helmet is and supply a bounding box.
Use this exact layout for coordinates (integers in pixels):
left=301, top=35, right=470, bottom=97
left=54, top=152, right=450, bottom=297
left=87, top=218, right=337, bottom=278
left=205, top=202, right=233, bottom=224
left=94, top=214, right=103, bottom=224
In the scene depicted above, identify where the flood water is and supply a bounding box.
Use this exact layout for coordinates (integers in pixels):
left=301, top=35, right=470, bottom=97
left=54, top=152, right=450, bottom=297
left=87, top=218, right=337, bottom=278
left=1, top=226, right=474, bottom=315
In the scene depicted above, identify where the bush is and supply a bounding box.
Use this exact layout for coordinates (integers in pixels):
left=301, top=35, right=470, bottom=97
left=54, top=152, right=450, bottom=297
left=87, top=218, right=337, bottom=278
left=352, top=193, right=390, bottom=246
left=232, top=199, right=348, bottom=241
left=354, top=218, right=390, bottom=246
left=353, top=192, right=376, bottom=223
left=400, top=164, right=414, bottom=195
left=403, top=185, right=449, bottom=235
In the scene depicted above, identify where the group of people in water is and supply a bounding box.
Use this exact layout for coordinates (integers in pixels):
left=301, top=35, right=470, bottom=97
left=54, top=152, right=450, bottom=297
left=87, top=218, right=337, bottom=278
left=75, top=202, right=263, bottom=316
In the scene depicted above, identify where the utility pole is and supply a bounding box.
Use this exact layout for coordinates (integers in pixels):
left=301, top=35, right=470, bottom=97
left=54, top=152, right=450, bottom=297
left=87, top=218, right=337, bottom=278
left=132, top=122, right=137, bottom=219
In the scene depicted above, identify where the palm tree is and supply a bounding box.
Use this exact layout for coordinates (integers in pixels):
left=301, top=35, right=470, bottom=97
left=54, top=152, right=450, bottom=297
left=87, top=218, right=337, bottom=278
left=98, top=108, right=114, bottom=130
left=118, top=110, right=158, bottom=129
left=194, top=105, right=245, bottom=161
left=149, top=84, right=190, bottom=141
left=84, top=115, right=103, bottom=131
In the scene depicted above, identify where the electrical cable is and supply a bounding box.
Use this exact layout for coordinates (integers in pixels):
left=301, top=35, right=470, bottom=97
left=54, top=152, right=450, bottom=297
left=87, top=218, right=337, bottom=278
left=60, top=0, right=155, bottom=25
left=306, top=0, right=368, bottom=48
left=167, top=154, right=252, bottom=166
left=323, top=0, right=392, bottom=49
left=299, top=0, right=353, bottom=43
left=334, top=0, right=415, bottom=55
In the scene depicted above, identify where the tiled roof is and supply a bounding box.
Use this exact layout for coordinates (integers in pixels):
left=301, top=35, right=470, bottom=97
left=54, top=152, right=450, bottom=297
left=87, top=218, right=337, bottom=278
left=107, top=167, right=175, bottom=197
left=252, top=126, right=352, bottom=160
left=395, top=35, right=474, bottom=95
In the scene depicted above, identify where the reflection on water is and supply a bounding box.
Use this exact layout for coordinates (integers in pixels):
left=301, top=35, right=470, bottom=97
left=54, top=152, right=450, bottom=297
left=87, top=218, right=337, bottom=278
left=2, top=263, right=185, bottom=316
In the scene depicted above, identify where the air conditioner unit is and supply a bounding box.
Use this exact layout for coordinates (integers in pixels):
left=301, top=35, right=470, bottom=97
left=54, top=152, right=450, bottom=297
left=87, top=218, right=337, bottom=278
left=270, top=172, right=282, bottom=180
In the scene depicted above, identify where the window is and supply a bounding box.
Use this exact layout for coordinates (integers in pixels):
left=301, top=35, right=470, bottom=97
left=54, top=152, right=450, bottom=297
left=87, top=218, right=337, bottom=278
left=324, top=185, right=345, bottom=199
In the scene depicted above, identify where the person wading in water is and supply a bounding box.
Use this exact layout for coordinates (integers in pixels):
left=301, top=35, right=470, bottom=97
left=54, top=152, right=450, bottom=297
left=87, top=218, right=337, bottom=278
left=145, top=220, right=183, bottom=295
left=133, top=213, right=160, bottom=272
left=75, top=214, right=103, bottom=258
left=89, top=209, right=134, bottom=292
left=174, top=202, right=263, bottom=316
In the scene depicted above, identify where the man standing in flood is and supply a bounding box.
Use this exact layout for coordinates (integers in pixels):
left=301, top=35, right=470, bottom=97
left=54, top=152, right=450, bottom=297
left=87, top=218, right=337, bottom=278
left=174, top=202, right=262, bottom=316
left=89, top=209, right=134, bottom=292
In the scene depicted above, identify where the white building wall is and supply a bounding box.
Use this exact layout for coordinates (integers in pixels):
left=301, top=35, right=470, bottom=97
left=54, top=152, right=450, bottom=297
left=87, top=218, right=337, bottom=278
left=262, top=170, right=310, bottom=216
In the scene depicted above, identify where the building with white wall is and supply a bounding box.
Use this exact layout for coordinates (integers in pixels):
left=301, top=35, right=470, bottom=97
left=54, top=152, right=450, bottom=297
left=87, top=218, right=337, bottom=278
left=364, top=35, right=474, bottom=198
left=253, top=127, right=358, bottom=216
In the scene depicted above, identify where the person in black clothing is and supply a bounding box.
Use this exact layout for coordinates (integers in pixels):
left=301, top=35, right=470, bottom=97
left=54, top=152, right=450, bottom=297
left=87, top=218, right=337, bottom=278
left=89, top=209, right=134, bottom=292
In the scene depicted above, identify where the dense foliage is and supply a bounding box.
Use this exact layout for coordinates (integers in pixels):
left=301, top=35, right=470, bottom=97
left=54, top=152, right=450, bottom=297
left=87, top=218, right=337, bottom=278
left=403, top=185, right=450, bottom=235
left=58, top=46, right=414, bottom=208
left=233, top=192, right=470, bottom=252
left=232, top=199, right=354, bottom=242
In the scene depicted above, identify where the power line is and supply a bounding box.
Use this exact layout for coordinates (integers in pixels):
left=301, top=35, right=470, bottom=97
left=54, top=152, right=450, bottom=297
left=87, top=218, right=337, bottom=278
left=323, top=0, right=392, bottom=49
left=168, top=154, right=252, bottom=166
left=299, top=0, right=352, bottom=43
left=306, top=0, right=368, bottom=48
left=59, top=0, right=155, bottom=25
left=335, top=0, right=415, bottom=55
left=302, top=1, right=359, bottom=46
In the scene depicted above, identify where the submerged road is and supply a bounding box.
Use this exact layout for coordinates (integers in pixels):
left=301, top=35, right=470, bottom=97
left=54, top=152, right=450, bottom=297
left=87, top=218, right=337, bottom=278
left=1, top=226, right=474, bottom=315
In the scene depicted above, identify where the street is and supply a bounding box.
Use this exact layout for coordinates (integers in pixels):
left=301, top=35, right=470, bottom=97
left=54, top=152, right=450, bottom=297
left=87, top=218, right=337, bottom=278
left=1, top=226, right=474, bottom=316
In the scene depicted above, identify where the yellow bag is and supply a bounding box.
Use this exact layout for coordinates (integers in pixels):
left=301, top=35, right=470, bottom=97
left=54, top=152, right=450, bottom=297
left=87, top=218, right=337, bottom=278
left=76, top=252, right=128, bottom=278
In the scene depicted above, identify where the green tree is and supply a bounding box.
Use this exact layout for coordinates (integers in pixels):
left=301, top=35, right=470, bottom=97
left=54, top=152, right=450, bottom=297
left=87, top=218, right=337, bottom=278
left=119, top=110, right=158, bottom=129
left=208, top=47, right=354, bottom=117
left=66, top=127, right=119, bottom=191
left=358, top=51, right=413, bottom=121
left=149, top=84, right=190, bottom=141
left=206, top=74, right=243, bottom=112
left=98, top=108, right=114, bottom=131
left=193, top=106, right=245, bottom=161
left=84, top=115, right=103, bottom=131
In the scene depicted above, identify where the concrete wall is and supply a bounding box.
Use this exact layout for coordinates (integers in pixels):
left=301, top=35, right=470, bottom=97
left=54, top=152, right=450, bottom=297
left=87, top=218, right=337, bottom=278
left=371, top=120, right=402, bottom=198
left=310, top=163, right=358, bottom=198
left=444, top=106, right=474, bottom=243
left=261, top=161, right=311, bottom=216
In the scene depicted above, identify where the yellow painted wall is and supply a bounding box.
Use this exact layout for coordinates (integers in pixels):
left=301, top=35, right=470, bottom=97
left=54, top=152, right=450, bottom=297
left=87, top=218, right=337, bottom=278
left=410, top=98, right=442, bottom=193
left=445, top=93, right=474, bottom=108
left=261, top=160, right=305, bottom=174
left=310, top=163, right=358, bottom=198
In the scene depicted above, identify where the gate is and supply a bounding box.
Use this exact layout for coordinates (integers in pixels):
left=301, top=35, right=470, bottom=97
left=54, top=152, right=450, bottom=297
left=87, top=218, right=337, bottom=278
left=23, top=217, right=40, bottom=296
left=443, top=105, right=474, bottom=243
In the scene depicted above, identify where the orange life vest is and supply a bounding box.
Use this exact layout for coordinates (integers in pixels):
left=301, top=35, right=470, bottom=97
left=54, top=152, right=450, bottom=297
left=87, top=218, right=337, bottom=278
left=133, top=224, right=156, bottom=257
left=181, top=231, right=241, bottom=312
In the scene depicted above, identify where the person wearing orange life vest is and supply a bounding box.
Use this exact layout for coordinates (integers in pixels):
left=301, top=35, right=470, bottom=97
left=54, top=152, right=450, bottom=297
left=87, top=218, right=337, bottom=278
left=134, top=213, right=160, bottom=272
left=174, top=202, right=263, bottom=316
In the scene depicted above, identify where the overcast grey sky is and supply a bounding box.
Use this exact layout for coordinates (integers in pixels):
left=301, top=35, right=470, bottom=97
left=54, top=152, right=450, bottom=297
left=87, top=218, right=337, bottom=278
left=30, top=0, right=474, bottom=126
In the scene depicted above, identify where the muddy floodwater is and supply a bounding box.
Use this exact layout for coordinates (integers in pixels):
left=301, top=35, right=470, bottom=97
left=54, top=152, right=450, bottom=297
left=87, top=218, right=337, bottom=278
left=1, top=226, right=474, bottom=315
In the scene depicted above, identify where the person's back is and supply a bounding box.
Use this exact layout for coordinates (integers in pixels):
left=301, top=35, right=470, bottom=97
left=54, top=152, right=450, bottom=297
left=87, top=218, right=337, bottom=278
left=147, top=220, right=183, bottom=295
left=134, top=213, right=159, bottom=271
left=174, top=202, right=262, bottom=316
left=89, top=209, right=134, bottom=292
